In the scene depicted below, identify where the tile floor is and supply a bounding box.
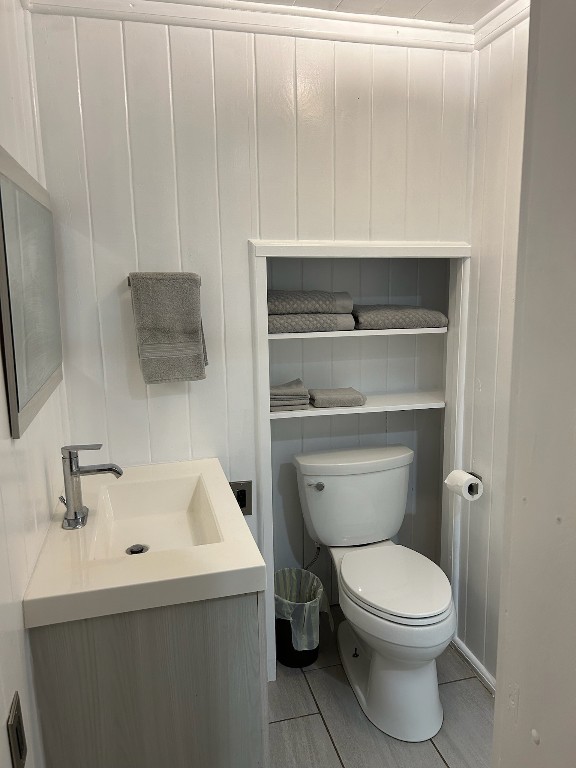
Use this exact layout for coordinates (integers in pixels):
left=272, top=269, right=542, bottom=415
left=268, top=611, right=494, bottom=768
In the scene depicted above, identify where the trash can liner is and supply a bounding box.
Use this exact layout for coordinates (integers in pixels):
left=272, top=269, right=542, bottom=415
left=274, top=568, right=333, bottom=652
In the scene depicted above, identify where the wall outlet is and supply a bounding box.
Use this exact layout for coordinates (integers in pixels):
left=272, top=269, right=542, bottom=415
left=7, top=692, right=27, bottom=768
left=230, top=481, right=253, bottom=515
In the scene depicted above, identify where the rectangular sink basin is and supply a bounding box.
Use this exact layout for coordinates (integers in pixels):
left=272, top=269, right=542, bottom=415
left=91, top=475, right=222, bottom=560
left=24, top=459, right=266, bottom=629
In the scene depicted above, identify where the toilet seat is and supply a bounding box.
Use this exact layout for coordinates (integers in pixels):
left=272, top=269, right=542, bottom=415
left=340, top=545, right=453, bottom=626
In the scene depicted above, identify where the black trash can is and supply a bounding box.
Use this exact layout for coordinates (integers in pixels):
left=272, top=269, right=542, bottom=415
left=274, top=568, right=325, bottom=668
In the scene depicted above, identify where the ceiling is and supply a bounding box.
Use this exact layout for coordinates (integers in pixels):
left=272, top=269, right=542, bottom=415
left=243, top=0, right=507, bottom=25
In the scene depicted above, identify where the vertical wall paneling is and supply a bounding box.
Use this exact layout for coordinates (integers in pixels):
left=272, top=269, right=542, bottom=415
left=334, top=43, right=372, bottom=240
left=255, top=35, right=297, bottom=240
left=438, top=52, right=473, bottom=241
left=124, top=22, right=192, bottom=463
left=371, top=46, right=408, bottom=240
left=484, top=20, right=529, bottom=673
left=295, top=39, right=334, bottom=241
left=76, top=18, right=151, bottom=465
left=33, top=15, right=109, bottom=452
left=271, top=420, right=304, bottom=573
left=169, top=26, right=230, bottom=468
left=213, top=31, right=259, bottom=539
left=405, top=48, right=444, bottom=239
left=457, top=20, right=529, bottom=678
left=466, top=31, right=514, bottom=663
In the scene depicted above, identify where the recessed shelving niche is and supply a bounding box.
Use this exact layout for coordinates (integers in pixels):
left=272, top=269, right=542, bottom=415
left=250, top=240, right=471, bottom=680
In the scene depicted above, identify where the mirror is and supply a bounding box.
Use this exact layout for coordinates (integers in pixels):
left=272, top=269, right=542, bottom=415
left=0, top=146, right=62, bottom=438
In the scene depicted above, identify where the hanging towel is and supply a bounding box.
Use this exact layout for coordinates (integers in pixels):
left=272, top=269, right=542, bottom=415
left=268, top=290, right=353, bottom=316
left=269, top=313, right=355, bottom=334
left=129, top=272, right=208, bottom=384
left=353, top=304, right=448, bottom=330
left=309, top=387, right=367, bottom=409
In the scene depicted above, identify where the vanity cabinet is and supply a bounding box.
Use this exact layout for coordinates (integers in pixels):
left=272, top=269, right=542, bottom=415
left=30, top=593, right=268, bottom=768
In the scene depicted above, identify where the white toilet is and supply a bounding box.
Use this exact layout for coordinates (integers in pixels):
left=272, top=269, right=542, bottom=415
left=293, top=445, right=456, bottom=743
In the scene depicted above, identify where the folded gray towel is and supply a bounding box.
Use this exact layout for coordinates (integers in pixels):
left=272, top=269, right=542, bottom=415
left=270, top=404, right=310, bottom=412
left=269, top=314, right=355, bottom=334
left=268, top=290, right=353, bottom=315
left=270, top=378, right=309, bottom=398
left=129, top=272, right=208, bottom=384
left=270, top=399, right=310, bottom=407
left=353, top=304, right=448, bottom=330
left=309, top=387, right=367, bottom=408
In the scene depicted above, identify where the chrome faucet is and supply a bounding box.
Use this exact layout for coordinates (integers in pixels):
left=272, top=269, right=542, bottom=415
left=60, top=444, right=123, bottom=530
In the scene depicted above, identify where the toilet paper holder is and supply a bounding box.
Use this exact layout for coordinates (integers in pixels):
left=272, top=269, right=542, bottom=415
left=467, top=471, right=482, bottom=496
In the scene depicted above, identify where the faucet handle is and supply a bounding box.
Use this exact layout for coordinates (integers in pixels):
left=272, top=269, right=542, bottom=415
left=61, top=443, right=103, bottom=458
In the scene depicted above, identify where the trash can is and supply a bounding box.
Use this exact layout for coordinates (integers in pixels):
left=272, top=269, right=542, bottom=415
left=274, top=568, right=330, bottom=668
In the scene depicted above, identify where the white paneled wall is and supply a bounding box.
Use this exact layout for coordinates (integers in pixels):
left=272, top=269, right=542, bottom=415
left=0, top=0, right=69, bottom=766
left=455, top=19, right=529, bottom=678
left=268, top=258, right=449, bottom=602
left=32, top=21, right=473, bottom=548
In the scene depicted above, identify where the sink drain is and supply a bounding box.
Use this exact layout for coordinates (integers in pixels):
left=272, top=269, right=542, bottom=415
left=126, top=544, right=149, bottom=555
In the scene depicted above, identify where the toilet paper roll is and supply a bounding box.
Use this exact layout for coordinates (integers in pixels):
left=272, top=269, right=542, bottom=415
left=444, top=470, right=484, bottom=501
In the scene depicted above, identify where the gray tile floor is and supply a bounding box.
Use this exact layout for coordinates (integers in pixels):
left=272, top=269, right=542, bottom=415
left=269, top=611, right=494, bottom=768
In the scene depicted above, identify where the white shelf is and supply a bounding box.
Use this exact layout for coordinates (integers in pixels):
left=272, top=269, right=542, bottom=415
left=249, top=239, right=471, bottom=259
left=269, top=390, right=445, bottom=419
left=268, top=327, right=447, bottom=340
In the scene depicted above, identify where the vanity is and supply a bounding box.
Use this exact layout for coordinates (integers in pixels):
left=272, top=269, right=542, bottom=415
left=24, top=459, right=268, bottom=768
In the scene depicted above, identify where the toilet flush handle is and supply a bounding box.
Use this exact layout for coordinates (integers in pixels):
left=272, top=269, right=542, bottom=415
left=307, top=482, right=325, bottom=491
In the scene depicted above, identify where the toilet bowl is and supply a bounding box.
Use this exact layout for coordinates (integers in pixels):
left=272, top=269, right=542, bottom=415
left=293, top=446, right=456, bottom=742
left=332, top=542, right=456, bottom=741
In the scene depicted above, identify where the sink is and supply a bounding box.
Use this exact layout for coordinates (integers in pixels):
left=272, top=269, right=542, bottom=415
left=24, top=459, right=266, bottom=629
left=91, top=475, right=222, bottom=560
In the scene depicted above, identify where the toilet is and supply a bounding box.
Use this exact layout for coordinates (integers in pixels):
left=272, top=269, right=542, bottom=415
left=293, top=445, right=456, bottom=743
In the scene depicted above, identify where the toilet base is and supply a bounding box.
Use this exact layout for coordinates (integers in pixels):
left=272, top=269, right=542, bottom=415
left=338, top=620, right=444, bottom=742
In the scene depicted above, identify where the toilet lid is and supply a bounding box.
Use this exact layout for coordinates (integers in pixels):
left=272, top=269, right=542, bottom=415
left=340, top=545, right=452, bottom=620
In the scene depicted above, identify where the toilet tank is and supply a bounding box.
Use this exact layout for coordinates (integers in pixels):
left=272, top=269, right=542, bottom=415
left=293, top=446, right=414, bottom=547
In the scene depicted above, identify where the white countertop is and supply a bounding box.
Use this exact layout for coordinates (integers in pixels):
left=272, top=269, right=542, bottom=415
left=23, top=459, right=266, bottom=629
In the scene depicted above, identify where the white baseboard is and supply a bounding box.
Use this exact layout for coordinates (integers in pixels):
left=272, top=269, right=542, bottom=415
left=452, top=637, right=496, bottom=694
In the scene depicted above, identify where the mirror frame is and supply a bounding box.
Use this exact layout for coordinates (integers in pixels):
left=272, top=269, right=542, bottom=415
left=0, top=145, right=63, bottom=439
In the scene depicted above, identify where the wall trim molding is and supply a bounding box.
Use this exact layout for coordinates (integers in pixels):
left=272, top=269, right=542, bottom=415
left=23, top=0, right=529, bottom=50
left=249, top=239, right=472, bottom=259
left=24, top=0, right=475, bottom=50
left=453, top=637, right=497, bottom=693
left=474, top=0, right=530, bottom=50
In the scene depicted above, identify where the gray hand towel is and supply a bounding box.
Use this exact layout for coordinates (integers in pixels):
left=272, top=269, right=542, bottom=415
left=353, top=304, right=448, bottom=330
left=269, top=313, right=355, bottom=334
left=270, top=378, right=309, bottom=399
left=129, top=272, right=208, bottom=384
left=268, top=290, right=353, bottom=315
left=309, top=387, right=367, bottom=409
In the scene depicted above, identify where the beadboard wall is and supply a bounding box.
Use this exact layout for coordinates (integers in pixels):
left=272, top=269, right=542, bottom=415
left=0, top=0, right=69, bottom=765
left=445, top=18, right=530, bottom=679
left=268, top=258, right=449, bottom=602
left=31, top=20, right=473, bottom=551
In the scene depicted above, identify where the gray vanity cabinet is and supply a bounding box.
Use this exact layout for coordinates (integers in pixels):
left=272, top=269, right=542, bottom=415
left=29, top=593, right=268, bottom=768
